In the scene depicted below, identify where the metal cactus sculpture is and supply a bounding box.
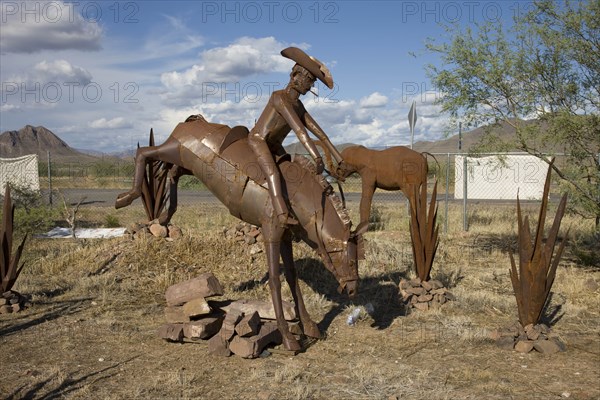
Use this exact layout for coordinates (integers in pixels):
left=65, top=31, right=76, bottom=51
left=140, top=128, right=169, bottom=222
left=409, top=180, right=439, bottom=282
left=509, top=159, right=569, bottom=327
left=1, top=185, right=27, bottom=293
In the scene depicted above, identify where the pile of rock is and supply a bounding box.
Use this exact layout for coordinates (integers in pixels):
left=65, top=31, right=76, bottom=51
left=399, top=277, right=455, bottom=311
left=491, top=322, right=566, bottom=354
left=223, top=222, right=263, bottom=257
left=223, top=222, right=262, bottom=244
left=125, top=220, right=183, bottom=240
left=158, top=273, right=295, bottom=358
left=0, top=290, right=31, bottom=314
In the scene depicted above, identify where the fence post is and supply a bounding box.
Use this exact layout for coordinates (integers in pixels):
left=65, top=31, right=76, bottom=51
left=597, top=152, right=599, bottom=230
left=444, top=153, right=450, bottom=234
left=47, top=151, right=52, bottom=206
left=463, top=155, right=468, bottom=231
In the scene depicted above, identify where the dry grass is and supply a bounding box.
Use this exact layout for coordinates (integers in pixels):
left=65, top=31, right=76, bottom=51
left=1, top=200, right=598, bottom=399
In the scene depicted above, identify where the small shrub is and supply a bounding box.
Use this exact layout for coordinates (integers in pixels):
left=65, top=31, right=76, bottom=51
left=105, top=214, right=121, bottom=228
left=368, top=205, right=385, bottom=231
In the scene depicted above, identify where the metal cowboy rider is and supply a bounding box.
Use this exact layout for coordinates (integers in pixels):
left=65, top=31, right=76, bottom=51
left=249, top=47, right=346, bottom=227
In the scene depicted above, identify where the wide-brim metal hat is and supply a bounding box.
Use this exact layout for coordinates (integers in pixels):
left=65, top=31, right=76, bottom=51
left=281, top=47, right=334, bottom=89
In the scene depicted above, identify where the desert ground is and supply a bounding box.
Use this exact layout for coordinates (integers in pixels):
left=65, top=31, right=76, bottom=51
left=1, top=198, right=599, bottom=399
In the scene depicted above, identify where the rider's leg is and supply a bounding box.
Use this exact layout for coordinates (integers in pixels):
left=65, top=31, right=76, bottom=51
left=248, top=135, right=297, bottom=226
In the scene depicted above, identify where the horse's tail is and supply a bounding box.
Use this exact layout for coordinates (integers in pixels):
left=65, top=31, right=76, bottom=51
left=421, top=152, right=440, bottom=179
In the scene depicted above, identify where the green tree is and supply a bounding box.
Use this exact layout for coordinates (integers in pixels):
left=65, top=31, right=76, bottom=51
left=425, top=0, right=600, bottom=226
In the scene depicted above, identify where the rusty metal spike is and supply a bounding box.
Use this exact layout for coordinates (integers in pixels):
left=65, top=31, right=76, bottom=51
left=543, top=194, right=568, bottom=273
left=149, top=128, right=155, bottom=147
left=532, top=158, right=554, bottom=265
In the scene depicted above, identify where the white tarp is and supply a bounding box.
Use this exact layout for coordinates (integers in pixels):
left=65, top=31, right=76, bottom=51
left=0, top=154, right=40, bottom=192
left=455, top=155, right=549, bottom=200
left=34, top=227, right=126, bottom=239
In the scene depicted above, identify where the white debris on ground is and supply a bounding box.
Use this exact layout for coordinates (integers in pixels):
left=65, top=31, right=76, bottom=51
left=34, top=227, right=126, bottom=239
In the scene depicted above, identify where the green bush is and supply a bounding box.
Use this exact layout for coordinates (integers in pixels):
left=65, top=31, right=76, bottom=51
left=104, top=214, right=121, bottom=228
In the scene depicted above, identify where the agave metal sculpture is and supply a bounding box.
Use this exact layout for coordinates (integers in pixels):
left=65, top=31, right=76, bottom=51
left=409, top=180, right=439, bottom=282
left=1, top=185, right=27, bottom=293
left=509, top=159, right=569, bottom=328
left=140, top=128, right=169, bottom=222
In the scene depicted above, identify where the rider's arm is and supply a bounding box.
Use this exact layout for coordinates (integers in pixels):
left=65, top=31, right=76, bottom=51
left=304, top=111, right=343, bottom=164
left=274, top=96, right=321, bottom=161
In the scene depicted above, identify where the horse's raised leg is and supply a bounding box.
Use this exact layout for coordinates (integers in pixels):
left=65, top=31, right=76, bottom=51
left=115, top=140, right=181, bottom=209
left=281, top=238, right=321, bottom=339
left=262, top=223, right=301, bottom=351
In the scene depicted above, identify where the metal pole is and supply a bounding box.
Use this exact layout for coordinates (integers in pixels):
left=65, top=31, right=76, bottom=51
left=596, top=152, right=599, bottom=230
left=445, top=153, right=450, bottom=234
left=463, top=155, right=468, bottom=231
left=458, top=122, right=462, bottom=151
left=47, top=151, right=52, bottom=206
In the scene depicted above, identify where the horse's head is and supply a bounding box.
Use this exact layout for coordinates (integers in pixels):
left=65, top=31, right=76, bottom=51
left=320, top=221, right=368, bottom=298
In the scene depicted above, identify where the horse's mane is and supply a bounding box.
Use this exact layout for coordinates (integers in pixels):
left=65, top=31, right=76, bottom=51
left=289, top=154, right=351, bottom=230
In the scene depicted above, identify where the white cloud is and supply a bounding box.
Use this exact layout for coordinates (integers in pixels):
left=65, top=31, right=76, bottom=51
left=164, top=36, right=296, bottom=86
left=89, top=117, right=132, bottom=129
left=32, top=60, right=93, bottom=84
left=359, top=92, right=388, bottom=108
left=0, top=1, right=102, bottom=53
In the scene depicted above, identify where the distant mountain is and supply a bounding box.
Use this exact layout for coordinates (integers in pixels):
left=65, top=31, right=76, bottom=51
left=0, top=125, right=104, bottom=163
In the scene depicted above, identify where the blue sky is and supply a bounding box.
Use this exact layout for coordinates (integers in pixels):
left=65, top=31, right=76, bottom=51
left=0, top=1, right=527, bottom=153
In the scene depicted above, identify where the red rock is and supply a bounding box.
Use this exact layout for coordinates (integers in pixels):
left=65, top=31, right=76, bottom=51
left=149, top=223, right=168, bottom=238
left=421, top=280, right=433, bottom=291
left=429, top=280, right=444, bottom=289
left=183, top=317, right=223, bottom=339
left=208, top=334, right=231, bottom=357
left=409, top=277, right=422, bottom=287
left=534, top=337, right=566, bottom=354
left=417, top=294, right=433, bottom=302
left=167, top=225, right=182, bottom=239
left=165, top=273, right=224, bottom=306
left=406, top=287, right=426, bottom=296
left=219, top=309, right=244, bottom=341
left=157, top=324, right=184, bottom=342
left=514, top=340, right=534, bottom=353
left=164, top=306, right=190, bottom=323
left=399, top=279, right=411, bottom=290
left=182, top=297, right=211, bottom=318
left=229, top=322, right=282, bottom=359
left=235, top=312, right=261, bottom=337
left=0, top=304, right=13, bottom=314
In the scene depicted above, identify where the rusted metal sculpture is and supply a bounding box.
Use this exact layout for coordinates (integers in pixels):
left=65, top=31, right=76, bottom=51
left=1, top=185, right=27, bottom=293
left=248, top=47, right=345, bottom=227
left=116, top=118, right=367, bottom=352
left=331, top=145, right=430, bottom=227
left=509, top=159, right=568, bottom=328
left=140, top=128, right=170, bottom=223
left=409, top=180, right=439, bottom=282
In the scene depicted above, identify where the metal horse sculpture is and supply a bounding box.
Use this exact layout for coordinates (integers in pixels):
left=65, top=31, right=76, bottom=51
left=328, top=145, right=430, bottom=227
left=116, top=115, right=367, bottom=351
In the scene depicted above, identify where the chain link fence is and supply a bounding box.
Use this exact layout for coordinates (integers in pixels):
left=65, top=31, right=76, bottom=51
left=30, top=151, right=576, bottom=234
